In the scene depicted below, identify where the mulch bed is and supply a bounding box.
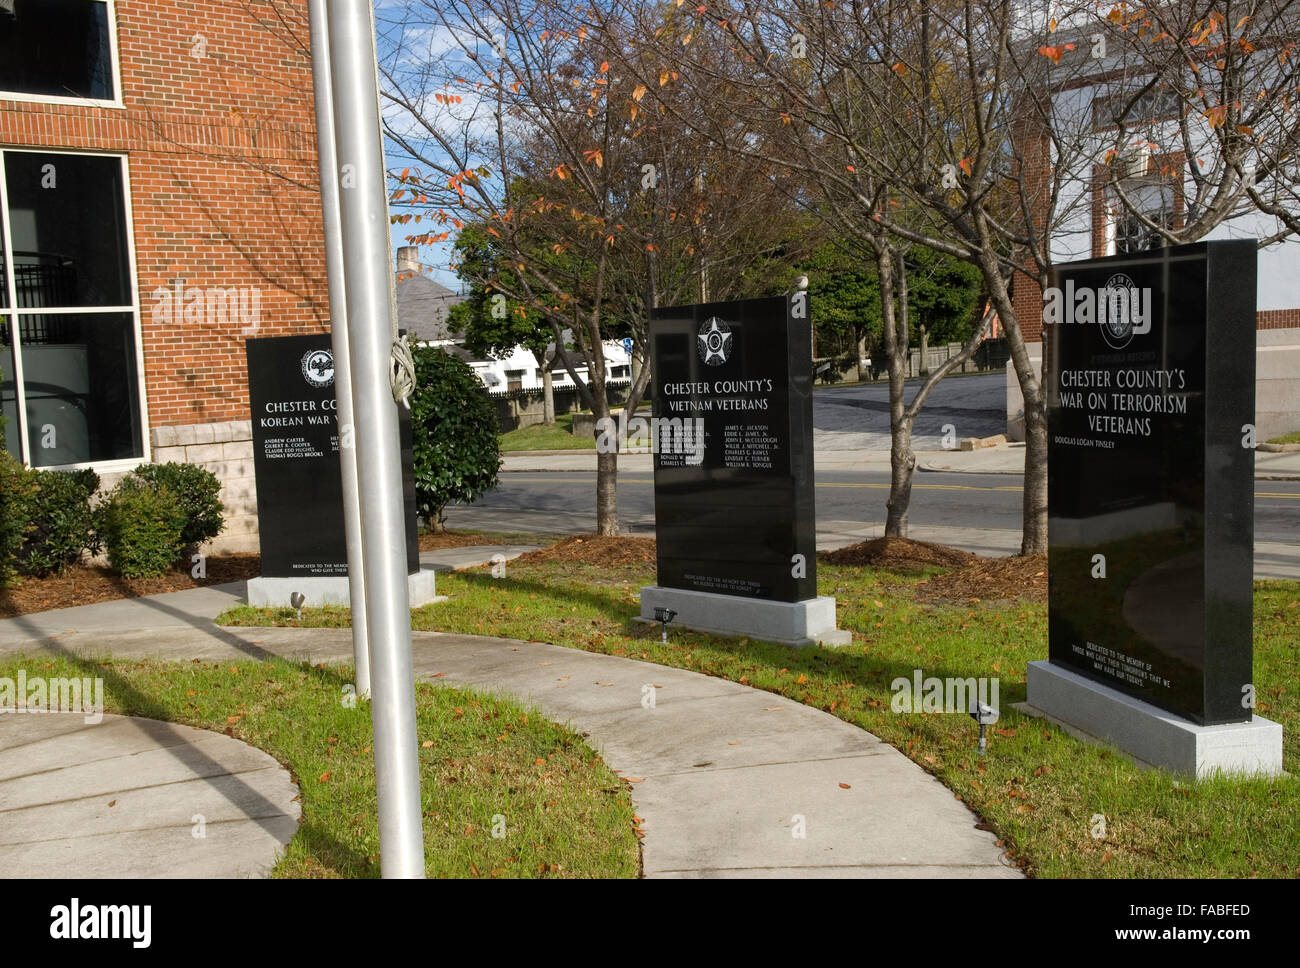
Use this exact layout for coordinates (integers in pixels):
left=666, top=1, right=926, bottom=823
left=819, top=536, right=977, bottom=570
left=913, top=553, right=1049, bottom=603
left=0, top=554, right=263, bottom=618
left=512, top=536, right=657, bottom=569
left=820, top=536, right=1047, bottom=603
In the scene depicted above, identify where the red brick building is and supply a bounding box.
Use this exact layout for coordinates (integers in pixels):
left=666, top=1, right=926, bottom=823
left=0, top=0, right=327, bottom=548
left=1004, top=63, right=1300, bottom=442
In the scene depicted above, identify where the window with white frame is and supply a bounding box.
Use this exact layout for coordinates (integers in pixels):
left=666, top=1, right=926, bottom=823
left=0, top=150, right=144, bottom=468
left=0, top=0, right=117, bottom=104
left=1108, top=181, right=1175, bottom=255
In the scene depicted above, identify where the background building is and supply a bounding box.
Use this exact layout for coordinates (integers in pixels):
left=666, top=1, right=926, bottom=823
left=1005, top=39, right=1300, bottom=441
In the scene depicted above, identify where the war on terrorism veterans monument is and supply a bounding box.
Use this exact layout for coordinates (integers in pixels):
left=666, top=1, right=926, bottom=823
left=243, top=333, right=438, bottom=608
left=639, top=294, right=849, bottom=647
left=1027, top=240, right=1282, bottom=777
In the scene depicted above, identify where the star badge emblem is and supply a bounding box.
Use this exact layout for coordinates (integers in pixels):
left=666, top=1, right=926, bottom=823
left=697, top=316, right=733, bottom=366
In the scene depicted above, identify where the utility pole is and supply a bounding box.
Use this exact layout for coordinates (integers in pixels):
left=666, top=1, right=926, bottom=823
left=308, top=0, right=369, bottom=698
left=318, top=0, right=425, bottom=878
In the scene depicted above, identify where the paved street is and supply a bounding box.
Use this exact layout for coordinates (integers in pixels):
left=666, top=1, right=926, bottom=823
left=447, top=372, right=1300, bottom=576
left=444, top=469, right=1300, bottom=576
left=811, top=372, right=1008, bottom=450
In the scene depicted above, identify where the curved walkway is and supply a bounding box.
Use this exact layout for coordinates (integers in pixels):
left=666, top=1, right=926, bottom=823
left=0, top=713, right=298, bottom=877
left=0, top=580, right=1019, bottom=879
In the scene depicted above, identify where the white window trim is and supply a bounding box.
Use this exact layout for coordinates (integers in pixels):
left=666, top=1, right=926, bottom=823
left=0, top=1, right=124, bottom=110
left=0, top=145, right=150, bottom=471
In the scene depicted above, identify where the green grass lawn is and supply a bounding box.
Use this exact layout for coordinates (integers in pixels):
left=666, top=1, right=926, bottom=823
left=0, top=653, right=639, bottom=878
left=1267, top=431, right=1300, bottom=445
left=221, top=546, right=1300, bottom=879
left=500, top=413, right=595, bottom=451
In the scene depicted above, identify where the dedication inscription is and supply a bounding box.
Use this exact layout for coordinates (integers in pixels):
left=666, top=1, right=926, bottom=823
left=1046, top=241, right=1255, bottom=725
left=650, top=295, right=816, bottom=603
left=247, top=334, right=419, bottom=579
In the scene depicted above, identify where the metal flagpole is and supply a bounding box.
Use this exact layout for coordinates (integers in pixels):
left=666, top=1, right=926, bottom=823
left=308, top=0, right=370, bottom=699
left=321, top=0, right=425, bottom=877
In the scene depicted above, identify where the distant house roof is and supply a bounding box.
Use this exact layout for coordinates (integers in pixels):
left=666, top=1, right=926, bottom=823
left=395, top=272, right=464, bottom=344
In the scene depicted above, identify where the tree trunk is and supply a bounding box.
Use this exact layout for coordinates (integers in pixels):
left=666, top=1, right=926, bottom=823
left=595, top=449, right=619, bottom=535
left=856, top=334, right=867, bottom=383
left=431, top=508, right=447, bottom=534
left=919, top=323, right=929, bottom=376
left=533, top=345, right=556, bottom=425
left=878, top=245, right=915, bottom=537
left=976, top=250, right=1048, bottom=555
left=1021, top=389, right=1049, bottom=555
left=541, top=366, right=555, bottom=425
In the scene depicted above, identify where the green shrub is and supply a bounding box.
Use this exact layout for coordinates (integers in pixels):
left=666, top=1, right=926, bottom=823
left=97, top=481, right=187, bottom=579
left=18, top=468, right=100, bottom=577
left=410, top=344, right=502, bottom=531
left=0, top=451, right=36, bottom=587
left=129, top=462, right=224, bottom=548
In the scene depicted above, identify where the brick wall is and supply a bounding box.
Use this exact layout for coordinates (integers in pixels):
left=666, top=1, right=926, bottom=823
left=0, top=0, right=328, bottom=431
left=1259, top=309, right=1300, bottom=330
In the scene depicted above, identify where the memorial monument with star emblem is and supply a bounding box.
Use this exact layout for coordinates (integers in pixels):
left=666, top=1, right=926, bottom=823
left=638, top=294, right=849, bottom=646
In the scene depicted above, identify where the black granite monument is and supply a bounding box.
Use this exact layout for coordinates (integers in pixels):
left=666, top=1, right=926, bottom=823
left=648, top=295, right=817, bottom=602
left=1045, top=240, right=1256, bottom=726
left=246, top=333, right=419, bottom=579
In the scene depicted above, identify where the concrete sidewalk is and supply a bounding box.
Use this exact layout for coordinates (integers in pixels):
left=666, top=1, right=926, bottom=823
left=0, top=585, right=1019, bottom=879
left=0, top=713, right=299, bottom=878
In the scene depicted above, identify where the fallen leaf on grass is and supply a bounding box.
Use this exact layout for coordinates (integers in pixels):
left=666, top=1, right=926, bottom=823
left=318, top=772, right=332, bottom=783
left=421, top=741, right=435, bottom=748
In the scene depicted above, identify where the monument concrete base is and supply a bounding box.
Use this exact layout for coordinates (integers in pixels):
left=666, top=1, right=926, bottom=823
left=638, top=586, right=852, bottom=648
left=1024, top=660, right=1283, bottom=778
left=247, top=566, right=443, bottom=609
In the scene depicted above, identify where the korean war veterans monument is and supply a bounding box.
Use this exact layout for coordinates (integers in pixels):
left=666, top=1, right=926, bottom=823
left=639, top=294, right=849, bottom=647
left=1028, top=240, right=1282, bottom=777
left=244, top=333, right=438, bottom=608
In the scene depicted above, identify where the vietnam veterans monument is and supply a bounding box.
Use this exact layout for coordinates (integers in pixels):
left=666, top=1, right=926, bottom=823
left=244, top=333, right=434, bottom=607
left=639, top=294, right=848, bottom=646
left=1029, top=240, right=1281, bottom=776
